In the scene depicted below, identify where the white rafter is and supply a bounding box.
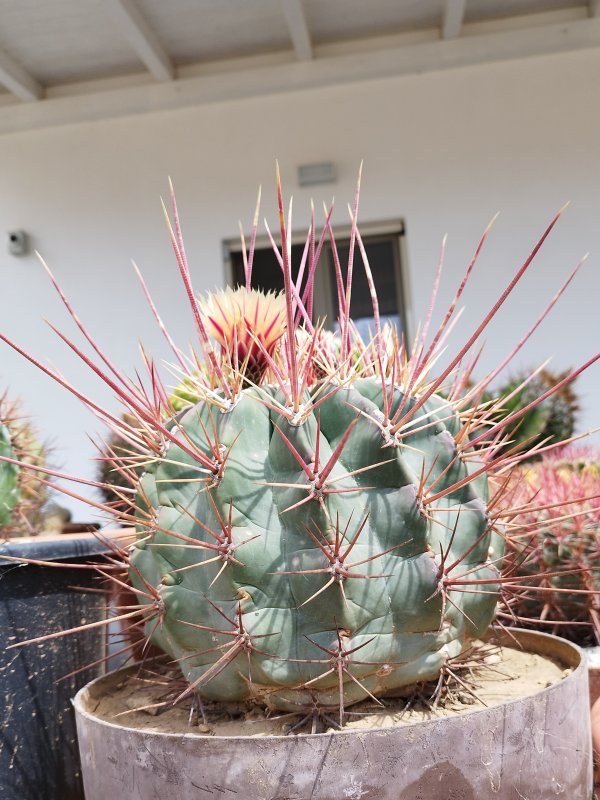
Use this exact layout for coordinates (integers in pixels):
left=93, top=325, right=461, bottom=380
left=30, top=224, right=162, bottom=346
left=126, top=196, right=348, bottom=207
left=1, top=14, right=600, bottom=134
left=590, top=0, right=600, bottom=17
left=106, top=0, right=174, bottom=81
left=442, top=0, right=468, bottom=39
left=0, top=47, right=42, bottom=102
left=281, top=0, right=313, bottom=61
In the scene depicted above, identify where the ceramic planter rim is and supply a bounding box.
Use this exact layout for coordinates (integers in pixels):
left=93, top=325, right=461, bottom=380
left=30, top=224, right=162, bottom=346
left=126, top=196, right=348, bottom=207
left=73, top=627, right=584, bottom=744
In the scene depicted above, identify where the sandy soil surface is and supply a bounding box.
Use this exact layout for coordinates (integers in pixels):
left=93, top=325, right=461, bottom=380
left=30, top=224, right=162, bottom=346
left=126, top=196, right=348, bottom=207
left=86, top=640, right=568, bottom=738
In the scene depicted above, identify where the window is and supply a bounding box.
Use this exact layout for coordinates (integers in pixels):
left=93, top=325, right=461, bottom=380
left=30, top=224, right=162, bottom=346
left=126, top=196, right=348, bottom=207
left=225, top=221, right=409, bottom=341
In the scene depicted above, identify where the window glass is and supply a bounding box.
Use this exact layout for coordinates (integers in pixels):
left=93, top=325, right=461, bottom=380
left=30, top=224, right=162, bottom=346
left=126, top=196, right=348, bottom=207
left=229, top=229, right=406, bottom=338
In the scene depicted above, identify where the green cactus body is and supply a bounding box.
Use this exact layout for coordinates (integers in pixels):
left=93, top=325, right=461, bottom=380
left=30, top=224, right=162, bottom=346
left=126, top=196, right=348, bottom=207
left=0, top=400, right=47, bottom=537
left=0, top=423, right=20, bottom=528
left=487, top=369, right=579, bottom=459
left=130, top=378, right=500, bottom=711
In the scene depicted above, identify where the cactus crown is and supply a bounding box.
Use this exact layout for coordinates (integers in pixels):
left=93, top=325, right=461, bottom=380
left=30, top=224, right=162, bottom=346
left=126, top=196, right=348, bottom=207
left=0, top=394, right=47, bottom=537
left=2, top=171, right=598, bottom=727
left=199, top=286, right=287, bottom=385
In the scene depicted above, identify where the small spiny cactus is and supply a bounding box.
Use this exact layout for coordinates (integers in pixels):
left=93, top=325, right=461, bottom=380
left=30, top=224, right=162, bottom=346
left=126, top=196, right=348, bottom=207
left=500, top=447, right=600, bottom=645
left=484, top=368, right=579, bottom=459
left=0, top=394, right=47, bottom=537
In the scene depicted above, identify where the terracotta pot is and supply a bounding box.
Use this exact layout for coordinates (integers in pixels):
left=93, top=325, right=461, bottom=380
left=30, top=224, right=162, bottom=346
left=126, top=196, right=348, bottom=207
left=74, top=629, right=592, bottom=800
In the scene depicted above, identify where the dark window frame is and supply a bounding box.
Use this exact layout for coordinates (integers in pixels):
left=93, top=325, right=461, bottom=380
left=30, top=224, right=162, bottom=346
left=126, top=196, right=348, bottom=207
left=223, top=220, right=410, bottom=342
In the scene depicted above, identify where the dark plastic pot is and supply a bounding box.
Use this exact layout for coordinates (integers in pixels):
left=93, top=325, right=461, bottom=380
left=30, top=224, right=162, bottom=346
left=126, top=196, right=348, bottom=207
left=0, top=533, right=111, bottom=800
left=74, top=629, right=592, bottom=800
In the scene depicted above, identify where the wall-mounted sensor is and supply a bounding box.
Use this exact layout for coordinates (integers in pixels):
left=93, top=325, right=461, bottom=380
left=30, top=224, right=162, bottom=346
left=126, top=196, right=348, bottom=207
left=7, top=230, right=29, bottom=256
left=297, top=162, right=337, bottom=187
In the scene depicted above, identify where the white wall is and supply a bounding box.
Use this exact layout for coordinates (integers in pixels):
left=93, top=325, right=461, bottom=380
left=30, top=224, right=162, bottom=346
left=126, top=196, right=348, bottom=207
left=1, top=46, right=599, bottom=520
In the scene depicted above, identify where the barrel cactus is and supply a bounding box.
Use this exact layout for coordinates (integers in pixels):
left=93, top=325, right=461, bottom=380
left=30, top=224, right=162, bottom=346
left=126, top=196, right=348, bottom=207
left=131, top=367, right=499, bottom=714
left=0, top=406, right=19, bottom=530
left=0, top=394, right=47, bottom=537
left=501, top=447, right=600, bottom=645
left=484, top=367, right=579, bottom=459
left=2, top=175, right=598, bottom=726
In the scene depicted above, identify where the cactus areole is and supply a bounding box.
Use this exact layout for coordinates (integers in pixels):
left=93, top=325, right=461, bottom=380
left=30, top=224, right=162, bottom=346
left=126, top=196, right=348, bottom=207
left=3, top=173, right=597, bottom=726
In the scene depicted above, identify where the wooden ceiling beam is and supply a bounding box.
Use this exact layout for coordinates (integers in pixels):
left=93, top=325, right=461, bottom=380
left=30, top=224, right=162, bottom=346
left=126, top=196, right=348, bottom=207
left=281, top=0, right=313, bottom=60
left=107, top=0, right=174, bottom=81
left=0, top=47, right=42, bottom=101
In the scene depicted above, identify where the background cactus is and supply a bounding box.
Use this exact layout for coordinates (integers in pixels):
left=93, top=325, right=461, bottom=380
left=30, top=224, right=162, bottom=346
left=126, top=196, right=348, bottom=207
left=500, top=447, right=600, bottom=645
left=0, top=394, right=47, bottom=537
left=2, top=175, right=598, bottom=727
left=96, top=413, right=145, bottom=518
left=483, top=368, right=579, bottom=459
